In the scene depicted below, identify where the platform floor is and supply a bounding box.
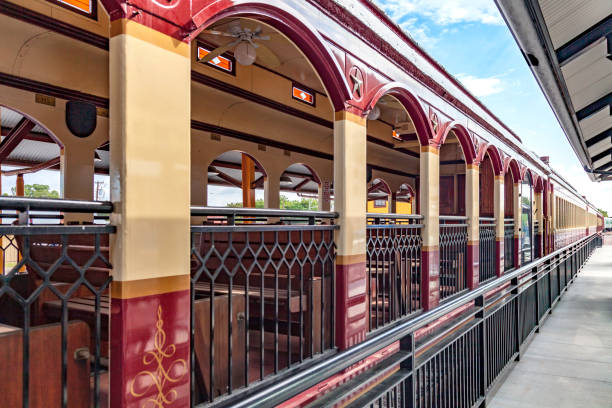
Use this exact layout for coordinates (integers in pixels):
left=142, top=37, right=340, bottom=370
left=489, top=243, right=612, bottom=408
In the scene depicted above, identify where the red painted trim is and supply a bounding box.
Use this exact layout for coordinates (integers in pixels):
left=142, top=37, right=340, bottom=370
left=439, top=122, right=476, bottom=164
left=335, top=261, right=367, bottom=350
left=421, top=248, right=440, bottom=311
left=486, top=145, right=504, bottom=175
left=466, top=242, right=479, bottom=290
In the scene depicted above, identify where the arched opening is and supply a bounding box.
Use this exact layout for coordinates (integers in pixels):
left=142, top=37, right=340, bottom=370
left=504, top=160, right=519, bottom=271
left=438, top=129, right=471, bottom=299
left=190, top=14, right=339, bottom=400
left=520, top=170, right=534, bottom=264
left=206, top=151, right=266, bottom=208
left=396, top=183, right=415, bottom=215
left=367, top=177, right=391, bottom=213
left=479, top=152, right=496, bottom=282
left=278, top=163, right=320, bottom=210
left=365, top=91, right=425, bottom=330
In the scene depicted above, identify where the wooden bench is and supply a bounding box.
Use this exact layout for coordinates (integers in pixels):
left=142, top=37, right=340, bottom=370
left=0, top=321, right=91, bottom=407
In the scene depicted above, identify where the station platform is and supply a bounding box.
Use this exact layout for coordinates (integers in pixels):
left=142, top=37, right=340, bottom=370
left=489, top=241, right=612, bottom=407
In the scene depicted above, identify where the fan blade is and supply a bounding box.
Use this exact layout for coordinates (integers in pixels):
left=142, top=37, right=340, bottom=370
left=253, top=42, right=281, bottom=67
left=202, top=29, right=238, bottom=37
left=253, top=34, right=270, bottom=41
left=198, top=40, right=241, bottom=64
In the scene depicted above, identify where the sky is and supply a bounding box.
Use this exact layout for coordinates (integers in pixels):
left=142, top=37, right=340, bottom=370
left=372, top=0, right=612, bottom=213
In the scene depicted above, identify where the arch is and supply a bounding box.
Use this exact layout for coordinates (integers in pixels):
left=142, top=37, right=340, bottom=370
left=534, top=174, right=544, bottom=193
left=279, top=162, right=322, bottom=206
left=505, top=158, right=521, bottom=183
left=368, top=177, right=392, bottom=213
left=439, top=123, right=476, bottom=164
left=366, top=82, right=434, bottom=146
left=192, top=1, right=351, bottom=112
left=0, top=104, right=63, bottom=148
left=485, top=145, right=503, bottom=175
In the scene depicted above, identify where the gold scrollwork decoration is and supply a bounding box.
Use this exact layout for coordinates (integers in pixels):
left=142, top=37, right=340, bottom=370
left=129, top=305, right=188, bottom=408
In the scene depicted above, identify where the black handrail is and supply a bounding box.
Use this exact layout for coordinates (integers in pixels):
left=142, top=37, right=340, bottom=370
left=214, top=232, right=599, bottom=408
left=0, top=196, right=112, bottom=213
left=190, top=206, right=338, bottom=219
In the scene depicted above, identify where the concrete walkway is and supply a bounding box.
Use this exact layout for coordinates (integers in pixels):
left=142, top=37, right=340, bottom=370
left=489, top=243, right=612, bottom=408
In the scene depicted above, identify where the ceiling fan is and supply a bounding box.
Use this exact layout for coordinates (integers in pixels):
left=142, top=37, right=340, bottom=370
left=199, top=24, right=281, bottom=67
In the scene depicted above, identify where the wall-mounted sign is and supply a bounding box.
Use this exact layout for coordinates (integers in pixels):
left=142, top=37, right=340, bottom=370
left=46, top=0, right=96, bottom=19
left=197, top=44, right=236, bottom=76
left=292, top=84, right=315, bottom=106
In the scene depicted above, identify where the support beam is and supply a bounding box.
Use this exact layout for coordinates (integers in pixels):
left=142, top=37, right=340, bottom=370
left=420, top=143, right=440, bottom=310
left=2, top=156, right=60, bottom=176
left=556, top=14, right=612, bottom=64
left=513, top=182, right=521, bottom=268
left=293, top=178, right=310, bottom=192
left=242, top=153, right=256, bottom=207
left=0, top=118, right=35, bottom=162
left=576, top=91, right=612, bottom=121
left=15, top=174, right=24, bottom=197
left=494, top=175, right=504, bottom=277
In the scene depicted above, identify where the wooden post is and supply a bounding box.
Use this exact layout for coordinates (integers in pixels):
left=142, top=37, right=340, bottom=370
left=242, top=154, right=256, bottom=208
left=16, top=174, right=24, bottom=197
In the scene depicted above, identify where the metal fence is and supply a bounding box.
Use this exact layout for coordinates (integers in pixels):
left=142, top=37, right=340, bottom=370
left=439, top=216, right=468, bottom=300
left=189, top=207, right=338, bottom=404
left=504, top=219, right=515, bottom=272
left=479, top=218, right=496, bottom=283
left=0, top=197, right=113, bottom=408
left=214, top=232, right=600, bottom=408
left=534, top=221, right=541, bottom=259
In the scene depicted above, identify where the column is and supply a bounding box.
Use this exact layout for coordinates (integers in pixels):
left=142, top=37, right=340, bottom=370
left=494, top=174, right=504, bottom=276
left=108, top=18, right=191, bottom=407
left=318, top=178, right=331, bottom=211
left=535, top=190, right=544, bottom=258
left=242, top=153, right=256, bottom=207
left=513, top=182, right=521, bottom=267
left=465, top=164, right=479, bottom=289
left=389, top=192, right=398, bottom=214
left=264, top=170, right=281, bottom=209
left=333, top=110, right=367, bottom=349
left=61, top=143, right=97, bottom=222
left=420, top=143, right=440, bottom=310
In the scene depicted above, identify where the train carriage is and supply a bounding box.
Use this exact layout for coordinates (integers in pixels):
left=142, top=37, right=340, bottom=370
left=0, top=0, right=603, bottom=407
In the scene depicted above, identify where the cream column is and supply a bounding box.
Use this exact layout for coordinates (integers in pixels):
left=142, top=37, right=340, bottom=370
left=513, top=182, right=521, bottom=267
left=465, top=164, right=479, bottom=289
left=420, top=143, right=440, bottom=310
left=61, top=142, right=97, bottom=222
left=190, top=134, right=208, bottom=207
left=334, top=111, right=367, bottom=349
left=535, top=190, right=544, bottom=258
left=318, top=178, right=332, bottom=211
left=494, top=175, right=505, bottom=276
left=108, top=19, right=191, bottom=407
left=264, top=170, right=281, bottom=209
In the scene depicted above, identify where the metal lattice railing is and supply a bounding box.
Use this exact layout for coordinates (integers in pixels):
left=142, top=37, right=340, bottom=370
left=366, top=213, right=423, bottom=332
left=189, top=207, right=337, bottom=404
left=504, top=219, right=515, bottom=272
left=479, top=218, right=496, bottom=283
left=534, top=221, right=541, bottom=259
left=0, top=197, right=113, bottom=408
left=439, top=216, right=468, bottom=300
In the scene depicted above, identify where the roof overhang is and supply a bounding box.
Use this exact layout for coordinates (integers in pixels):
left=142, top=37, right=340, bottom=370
left=495, top=0, right=612, bottom=181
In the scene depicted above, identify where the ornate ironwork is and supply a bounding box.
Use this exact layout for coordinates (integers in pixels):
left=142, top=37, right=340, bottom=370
left=439, top=216, right=468, bottom=300
left=0, top=197, right=113, bottom=408
left=479, top=218, right=496, bottom=283
left=366, top=213, right=423, bottom=331
left=504, top=219, right=515, bottom=272
left=189, top=207, right=337, bottom=404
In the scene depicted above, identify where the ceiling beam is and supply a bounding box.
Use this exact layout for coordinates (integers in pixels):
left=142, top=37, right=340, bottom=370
left=576, top=92, right=612, bottom=121
left=556, top=14, right=612, bottom=65
left=585, top=127, right=612, bottom=147
left=591, top=146, right=612, bottom=163
left=293, top=178, right=310, bottom=192
left=2, top=156, right=61, bottom=176
left=0, top=118, right=35, bottom=162
left=1, top=127, right=55, bottom=144
left=215, top=171, right=242, bottom=188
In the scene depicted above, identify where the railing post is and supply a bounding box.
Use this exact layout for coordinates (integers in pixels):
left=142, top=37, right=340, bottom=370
left=475, top=295, right=487, bottom=397
left=333, top=110, right=368, bottom=349
left=420, top=143, right=440, bottom=310
left=511, top=276, right=521, bottom=360
left=532, top=267, right=539, bottom=332
left=494, top=174, right=504, bottom=277
left=546, top=258, right=552, bottom=314
left=534, top=190, right=544, bottom=258
left=401, top=333, right=416, bottom=408
left=466, top=164, right=480, bottom=290
left=108, top=19, right=192, bottom=407
left=513, top=182, right=521, bottom=268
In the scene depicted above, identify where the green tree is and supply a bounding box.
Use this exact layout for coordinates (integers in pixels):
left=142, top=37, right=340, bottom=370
left=226, top=196, right=317, bottom=210
left=9, top=184, right=59, bottom=198
left=598, top=208, right=609, bottom=217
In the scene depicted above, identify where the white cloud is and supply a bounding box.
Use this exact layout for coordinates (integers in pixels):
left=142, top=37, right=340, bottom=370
left=373, top=0, right=504, bottom=27
left=456, top=74, right=504, bottom=97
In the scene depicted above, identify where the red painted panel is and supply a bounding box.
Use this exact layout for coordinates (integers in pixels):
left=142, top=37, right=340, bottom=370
left=421, top=249, right=440, bottom=311
left=335, top=261, right=367, bottom=350
left=111, top=290, right=190, bottom=408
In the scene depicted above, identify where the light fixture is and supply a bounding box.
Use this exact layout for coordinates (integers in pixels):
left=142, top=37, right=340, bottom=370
left=280, top=175, right=292, bottom=186
left=367, top=105, right=380, bottom=121
left=94, top=151, right=102, bottom=163
left=235, top=42, right=257, bottom=66
left=607, top=34, right=612, bottom=61
left=208, top=166, right=220, bottom=177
